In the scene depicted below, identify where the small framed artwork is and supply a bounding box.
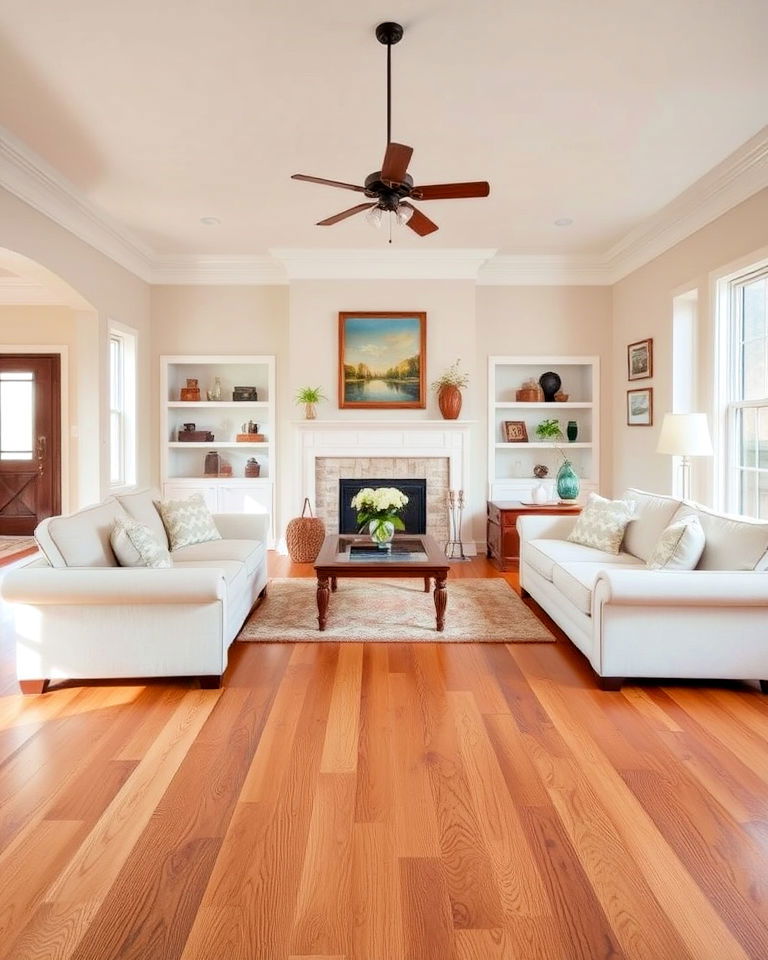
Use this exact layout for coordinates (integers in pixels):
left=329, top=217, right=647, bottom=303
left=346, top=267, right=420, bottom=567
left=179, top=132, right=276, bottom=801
left=339, top=312, right=426, bottom=409
left=627, top=387, right=653, bottom=426
left=627, top=338, right=653, bottom=380
left=503, top=420, right=528, bottom=442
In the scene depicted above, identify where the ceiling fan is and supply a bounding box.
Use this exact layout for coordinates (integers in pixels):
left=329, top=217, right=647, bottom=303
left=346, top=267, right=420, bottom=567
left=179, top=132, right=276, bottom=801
left=291, top=21, right=490, bottom=237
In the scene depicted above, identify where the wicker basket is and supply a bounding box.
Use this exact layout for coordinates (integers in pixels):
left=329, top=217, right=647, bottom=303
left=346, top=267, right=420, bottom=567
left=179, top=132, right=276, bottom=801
left=286, top=498, right=326, bottom=563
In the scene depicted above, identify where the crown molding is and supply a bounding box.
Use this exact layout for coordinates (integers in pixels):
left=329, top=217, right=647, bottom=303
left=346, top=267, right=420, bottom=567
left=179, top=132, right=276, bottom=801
left=0, top=125, right=154, bottom=281
left=269, top=247, right=497, bottom=280
left=2, top=120, right=767, bottom=288
left=477, top=254, right=610, bottom=285
left=151, top=254, right=286, bottom=285
left=605, top=125, right=768, bottom=283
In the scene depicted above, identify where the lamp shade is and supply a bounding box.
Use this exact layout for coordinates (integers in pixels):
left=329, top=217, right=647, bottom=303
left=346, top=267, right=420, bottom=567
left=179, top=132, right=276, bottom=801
left=656, top=413, right=713, bottom=456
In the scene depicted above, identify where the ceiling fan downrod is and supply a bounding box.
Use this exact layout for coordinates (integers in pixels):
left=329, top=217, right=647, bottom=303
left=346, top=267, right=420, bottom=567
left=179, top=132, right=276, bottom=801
left=375, top=22, right=404, bottom=146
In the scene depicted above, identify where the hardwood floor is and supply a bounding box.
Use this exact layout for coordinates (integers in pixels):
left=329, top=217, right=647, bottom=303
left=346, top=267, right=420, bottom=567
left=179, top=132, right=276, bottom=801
left=1, top=554, right=768, bottom=959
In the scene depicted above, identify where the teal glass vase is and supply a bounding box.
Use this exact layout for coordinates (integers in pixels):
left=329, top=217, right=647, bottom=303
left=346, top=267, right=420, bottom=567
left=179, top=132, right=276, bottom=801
left=557, top=460, right=580, bottom=501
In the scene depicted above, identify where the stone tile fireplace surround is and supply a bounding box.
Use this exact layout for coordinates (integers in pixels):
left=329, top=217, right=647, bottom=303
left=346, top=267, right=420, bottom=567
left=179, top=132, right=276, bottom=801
left=294, top=421, right=474, bottom=551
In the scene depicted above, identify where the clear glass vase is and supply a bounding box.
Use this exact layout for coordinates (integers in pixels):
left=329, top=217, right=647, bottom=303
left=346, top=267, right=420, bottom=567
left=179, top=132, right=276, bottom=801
left=369, top=519, right=395, bottom=548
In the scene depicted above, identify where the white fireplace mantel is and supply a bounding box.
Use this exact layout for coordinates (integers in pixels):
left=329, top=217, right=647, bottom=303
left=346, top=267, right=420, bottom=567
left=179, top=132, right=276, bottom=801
left=294, top=419, right=475, bottom=516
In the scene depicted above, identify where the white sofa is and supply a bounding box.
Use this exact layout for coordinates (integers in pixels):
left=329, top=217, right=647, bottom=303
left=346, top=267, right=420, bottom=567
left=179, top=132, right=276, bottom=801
left=518, top=488, right=768, bottom=690
left=0, top=489, right=268, bottom=693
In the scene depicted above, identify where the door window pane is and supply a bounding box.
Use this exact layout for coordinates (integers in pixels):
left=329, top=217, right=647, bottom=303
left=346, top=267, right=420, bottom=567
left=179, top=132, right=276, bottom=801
left=0, top=373, right=34, bottom=460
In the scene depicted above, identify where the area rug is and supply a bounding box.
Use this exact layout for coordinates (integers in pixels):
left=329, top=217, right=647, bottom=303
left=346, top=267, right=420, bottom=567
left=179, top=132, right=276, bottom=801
left=238, top=578, right=555, bottom=643
left=0, top=536, right=38, bottom=567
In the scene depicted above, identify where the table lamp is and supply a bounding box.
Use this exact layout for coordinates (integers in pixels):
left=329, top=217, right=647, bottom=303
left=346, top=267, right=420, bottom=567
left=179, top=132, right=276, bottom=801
left=656, top=413, right=713, bottom=500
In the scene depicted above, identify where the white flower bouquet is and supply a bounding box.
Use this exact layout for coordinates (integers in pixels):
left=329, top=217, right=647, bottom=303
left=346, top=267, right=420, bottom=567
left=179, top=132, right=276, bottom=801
left=350, top=486, right=409, bottom=539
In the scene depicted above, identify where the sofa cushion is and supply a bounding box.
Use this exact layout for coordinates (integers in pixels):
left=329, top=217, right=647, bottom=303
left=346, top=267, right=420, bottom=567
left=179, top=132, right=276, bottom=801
left=172, top=558, right=246, bottom=588
left=111, top=517, right=172, bottom=569
left=158, top=494, right=222, bottom=551
left=567, top=493, right=636, bottom=554
left=172, top=538, right=265, bottom=577
left=35, top=499, right=128, bottom=568
left=672, top=503, right=768, bottom=571
left=115, top=488, right=169, bottom=550
left=619, top=488, right=682, bottom=562
left=525, top=538, right=644, bottom=582
left=553, top=561, right=642, bottom=616
left=647, top=515, right=705, bottom=570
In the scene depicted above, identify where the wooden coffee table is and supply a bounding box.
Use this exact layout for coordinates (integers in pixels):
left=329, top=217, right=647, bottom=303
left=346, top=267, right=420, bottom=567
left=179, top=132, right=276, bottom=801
left=313, top=533, right=450, bottom=632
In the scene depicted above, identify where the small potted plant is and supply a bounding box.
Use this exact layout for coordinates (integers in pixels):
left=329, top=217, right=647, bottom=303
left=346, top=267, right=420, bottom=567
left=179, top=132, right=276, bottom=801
left=432, top=359, right=469, bottom=420
left=295, top=386, right=326, bottom=420
left=535, top=418, right=563, bottom=442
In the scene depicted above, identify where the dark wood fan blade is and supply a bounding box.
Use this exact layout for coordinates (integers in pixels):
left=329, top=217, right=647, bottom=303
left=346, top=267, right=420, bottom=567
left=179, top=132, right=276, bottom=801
left=400, top=201, right=438, bottom=236
left=292, top=174, right=366, bottom=193
left=411, top=181, right=490, bottom=200
left=380, top=143, right=413, bottom=184
left=316, top=203, right=377, bottom=226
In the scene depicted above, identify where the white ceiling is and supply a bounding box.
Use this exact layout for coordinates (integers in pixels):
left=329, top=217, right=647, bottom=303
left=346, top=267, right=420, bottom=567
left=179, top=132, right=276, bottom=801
left=0, top=0, right=767, bottom=258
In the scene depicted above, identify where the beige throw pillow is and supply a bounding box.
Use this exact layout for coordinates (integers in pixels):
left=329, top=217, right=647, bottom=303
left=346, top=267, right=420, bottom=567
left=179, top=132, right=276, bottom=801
left=110, top=517, right=171, bottom=568
left=647, top=515, right=705, bottom=570
left=567, top=493, right=636, bottom=555
left=157, top=493, right=221, bottom=551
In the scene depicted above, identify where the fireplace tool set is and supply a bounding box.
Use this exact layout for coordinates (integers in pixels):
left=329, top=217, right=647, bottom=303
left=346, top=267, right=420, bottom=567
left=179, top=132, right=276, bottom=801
left=445, top=489, right=469, bottom=561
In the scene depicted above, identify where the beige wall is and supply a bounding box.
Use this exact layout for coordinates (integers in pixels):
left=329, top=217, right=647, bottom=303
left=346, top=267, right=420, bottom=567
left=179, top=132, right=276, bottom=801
left=0, top=187, right=152, bottom=500
left=612, top=187, right=768, bottom=502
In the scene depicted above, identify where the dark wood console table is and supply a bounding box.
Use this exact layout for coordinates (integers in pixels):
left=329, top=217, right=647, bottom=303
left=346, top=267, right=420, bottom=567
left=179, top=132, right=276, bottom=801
left=487, top=500, right=582, bottom=571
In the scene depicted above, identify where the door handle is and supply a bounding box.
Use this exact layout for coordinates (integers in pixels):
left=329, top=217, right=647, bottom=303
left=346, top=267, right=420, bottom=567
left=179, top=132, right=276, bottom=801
left=37, top=435, right=47, bottom=477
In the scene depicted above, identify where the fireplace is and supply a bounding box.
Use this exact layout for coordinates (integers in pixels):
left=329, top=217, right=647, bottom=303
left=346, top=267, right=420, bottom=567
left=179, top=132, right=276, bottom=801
left=339, top=479, right=427, bottom=535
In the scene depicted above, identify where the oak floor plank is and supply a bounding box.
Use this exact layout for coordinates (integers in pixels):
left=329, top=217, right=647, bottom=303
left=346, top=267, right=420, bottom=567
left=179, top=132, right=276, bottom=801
left=354, top=644, right=392, bottom=824
left=350, top=822, right=404, bottom=960
left=320, top=644, right=363, bottom=774
left=180, top=644, right=339, bottom=960
left=399, top=857, right=454, bottom=960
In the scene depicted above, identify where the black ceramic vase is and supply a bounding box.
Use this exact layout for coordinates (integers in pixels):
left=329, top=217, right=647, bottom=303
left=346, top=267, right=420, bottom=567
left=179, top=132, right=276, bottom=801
left=539, top=371, right=562, bottom=402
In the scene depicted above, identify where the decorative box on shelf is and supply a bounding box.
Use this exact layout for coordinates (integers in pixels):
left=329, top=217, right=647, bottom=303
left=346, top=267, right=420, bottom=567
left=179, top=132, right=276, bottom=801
left=236, top=433, right=265, bottom=442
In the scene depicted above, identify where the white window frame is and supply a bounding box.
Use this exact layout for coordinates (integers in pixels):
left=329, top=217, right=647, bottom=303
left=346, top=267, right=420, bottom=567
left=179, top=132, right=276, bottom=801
left=109, top=322, right=136, bottom=490
left=714, top=252, right=768, bottom=518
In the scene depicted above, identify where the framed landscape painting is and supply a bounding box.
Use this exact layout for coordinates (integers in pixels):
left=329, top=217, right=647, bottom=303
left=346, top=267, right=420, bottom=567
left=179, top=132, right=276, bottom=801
left=627, top=387, right=653, bottom=426
left=339, top=312, right=426, bottom=409
left=627, top=338, right=653, bottom=380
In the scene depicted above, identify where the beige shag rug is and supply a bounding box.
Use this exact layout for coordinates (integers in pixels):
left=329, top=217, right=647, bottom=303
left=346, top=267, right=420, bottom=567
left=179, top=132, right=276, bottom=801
left=238, top=577, right=555, bottom=643
left=0, top=536, right=38, bottom=566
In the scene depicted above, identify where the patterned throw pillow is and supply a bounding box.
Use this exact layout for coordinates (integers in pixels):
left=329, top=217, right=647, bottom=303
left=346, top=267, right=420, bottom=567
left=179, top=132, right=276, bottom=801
left=157, top=494, right=221, bottom=551
left=647, top=515, right=705, bottom=570
left=567, top=493, right=636, bottom=555
left=110, top=517, right=172, bottom=568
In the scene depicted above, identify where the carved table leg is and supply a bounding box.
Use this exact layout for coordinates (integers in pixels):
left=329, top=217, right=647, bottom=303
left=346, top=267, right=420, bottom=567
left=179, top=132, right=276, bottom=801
left=317, top=576, right=331, bottom=631
left=424, top=576, right=431, bottom=592
left=434, top=575, right=447, bottom=632
left=331, top=576, right=338, bottom=592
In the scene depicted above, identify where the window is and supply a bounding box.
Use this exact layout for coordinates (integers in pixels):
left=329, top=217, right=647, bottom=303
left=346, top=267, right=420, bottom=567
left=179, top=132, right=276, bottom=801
left=109, top=325, right=136, bottom=488
left=0, top=371, right=34, bottom=460
left=719, top=266, right=768, bottom=519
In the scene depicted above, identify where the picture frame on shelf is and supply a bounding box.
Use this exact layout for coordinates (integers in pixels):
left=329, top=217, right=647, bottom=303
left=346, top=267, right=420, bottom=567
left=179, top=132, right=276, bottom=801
left=627, top=338, right=653, bottom=380
left=503, top=420, right=528, bottom=442
left=338, top=312, right=426, bottom=409
left=627, top=387, right=653, bottom=426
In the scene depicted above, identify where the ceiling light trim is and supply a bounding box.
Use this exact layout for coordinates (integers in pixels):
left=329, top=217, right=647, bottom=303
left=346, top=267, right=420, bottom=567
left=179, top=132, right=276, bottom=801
left=0, top=125, right=154, bottom=281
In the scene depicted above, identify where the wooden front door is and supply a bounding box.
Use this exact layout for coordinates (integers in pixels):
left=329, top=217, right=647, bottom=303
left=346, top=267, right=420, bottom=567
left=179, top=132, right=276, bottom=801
left=0, top=355, right=61, bottom=534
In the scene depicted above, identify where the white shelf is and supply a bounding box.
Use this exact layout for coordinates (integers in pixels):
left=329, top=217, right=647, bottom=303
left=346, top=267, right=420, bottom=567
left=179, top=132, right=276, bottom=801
left=165, top=477, right=271, bottom=486
left=495, top=442, right=592, bottom=449
left=167, top=400, right=269, bottom=409
left=494, top=401, right=593, bottom=410
left=168, top=441, right=270, bottom=449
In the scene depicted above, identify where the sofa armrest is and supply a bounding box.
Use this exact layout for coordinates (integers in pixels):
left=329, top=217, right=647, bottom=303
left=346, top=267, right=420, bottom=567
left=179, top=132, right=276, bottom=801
left=517, top=514, right=579, bottom=542
left=212, top=512, right=269, bottom=543
left=594, top=569, right=768, bottom=608
left=1, top=567, right=226, bottom=606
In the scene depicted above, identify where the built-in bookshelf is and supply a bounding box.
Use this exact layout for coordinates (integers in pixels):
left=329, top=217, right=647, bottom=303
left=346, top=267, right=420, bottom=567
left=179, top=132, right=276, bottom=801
left=160, top=356, right=276, bottom=544
left=488, top=355, right=600, bottom=502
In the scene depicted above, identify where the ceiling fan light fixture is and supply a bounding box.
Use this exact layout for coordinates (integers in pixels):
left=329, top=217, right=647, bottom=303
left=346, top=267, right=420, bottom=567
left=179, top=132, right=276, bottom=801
left=395, top=204, right=414, bottom=226
left=364, top=205, right=384, bottom=228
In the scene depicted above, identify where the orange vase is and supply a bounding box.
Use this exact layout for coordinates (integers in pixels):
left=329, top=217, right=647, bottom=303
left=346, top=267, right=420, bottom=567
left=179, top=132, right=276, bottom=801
left=438, top=384, right=462, bottom=420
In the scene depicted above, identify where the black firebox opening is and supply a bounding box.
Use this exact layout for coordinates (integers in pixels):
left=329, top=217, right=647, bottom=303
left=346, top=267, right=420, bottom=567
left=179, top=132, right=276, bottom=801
left=339, top=479, right=427, bottom=535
